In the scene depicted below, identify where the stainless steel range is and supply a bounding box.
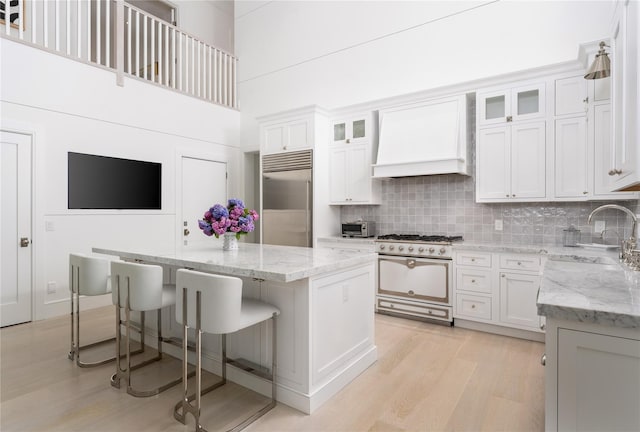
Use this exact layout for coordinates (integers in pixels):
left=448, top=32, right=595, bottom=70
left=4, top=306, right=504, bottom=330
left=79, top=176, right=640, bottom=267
left=375, top=234, right=463, bottom=324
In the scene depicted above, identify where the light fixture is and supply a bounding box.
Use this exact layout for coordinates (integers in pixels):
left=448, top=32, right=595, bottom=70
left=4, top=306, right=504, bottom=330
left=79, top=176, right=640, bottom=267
left=584, top=41, right=611, bottom=79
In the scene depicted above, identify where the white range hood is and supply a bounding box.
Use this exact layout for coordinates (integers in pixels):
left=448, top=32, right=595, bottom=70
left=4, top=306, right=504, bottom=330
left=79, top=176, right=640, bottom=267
left=373, top=94, right=470, bottom=178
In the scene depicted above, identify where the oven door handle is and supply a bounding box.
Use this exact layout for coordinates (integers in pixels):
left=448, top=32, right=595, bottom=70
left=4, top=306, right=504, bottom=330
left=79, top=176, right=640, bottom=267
left=406, top=259, right=417, bottom=269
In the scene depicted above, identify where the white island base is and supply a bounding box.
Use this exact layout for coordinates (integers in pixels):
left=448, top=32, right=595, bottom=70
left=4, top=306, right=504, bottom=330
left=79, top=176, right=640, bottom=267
left=94, top=244, right=377, bottom=414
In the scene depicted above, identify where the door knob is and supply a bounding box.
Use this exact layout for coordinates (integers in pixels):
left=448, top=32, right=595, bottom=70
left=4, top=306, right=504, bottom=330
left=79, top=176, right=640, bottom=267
left=183, top=228, right=190, bottom=236
left=20, top=237, right=30, bottom=247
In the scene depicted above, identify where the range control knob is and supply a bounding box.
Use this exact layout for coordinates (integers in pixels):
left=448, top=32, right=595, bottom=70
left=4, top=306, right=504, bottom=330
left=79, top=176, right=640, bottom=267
left=398, top=246, right=404, bottom=251
left=408, top=246, right=414, bottom=252
left=379, top=245, right=385, bottom=250
left=389, top=245, right=395, bottom=251
left=439, top=247, right=446, bottom=254
left=418, top=247, right=424, bottom=252
left=428, top=247, right=435, bottom=254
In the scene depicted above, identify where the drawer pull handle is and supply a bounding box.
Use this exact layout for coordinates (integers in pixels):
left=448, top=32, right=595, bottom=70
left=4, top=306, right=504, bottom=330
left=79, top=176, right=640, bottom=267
left=517, top=261, right=522, bottom=265
left=471, top=279, right=476, bottom=283
left=471, top=258, right=476, bottom=262
left=407, top=290, right=415, bottom=296
left=471, top=304, right=476, bottom=309
left=540, top=323, right=546, bottom=331
left=541, top=354, right=546, bottom=366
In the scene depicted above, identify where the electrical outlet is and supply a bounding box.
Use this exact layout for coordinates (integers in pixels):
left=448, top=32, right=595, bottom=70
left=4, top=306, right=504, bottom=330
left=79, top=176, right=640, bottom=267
left=594, top=220, right=605, bottom=233
left=45, top=221, right=55, bottom=231
left=495, top=219, right=503, bottom=231
left=47, top=281, right=57, bottom=294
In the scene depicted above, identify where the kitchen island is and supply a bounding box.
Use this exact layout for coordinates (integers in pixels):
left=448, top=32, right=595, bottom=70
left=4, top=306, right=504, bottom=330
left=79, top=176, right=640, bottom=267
left=93, top=243, right=378, bottom=414
left=536, top=254, right=640, bottom=431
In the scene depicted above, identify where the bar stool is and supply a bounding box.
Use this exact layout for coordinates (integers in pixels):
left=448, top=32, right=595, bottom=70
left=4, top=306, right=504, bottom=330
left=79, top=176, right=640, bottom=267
left=69, top=253, right=120, bottom=367
left=110, top=260, right=181, bottom=397
left=173, top=269, right=280, bottom=432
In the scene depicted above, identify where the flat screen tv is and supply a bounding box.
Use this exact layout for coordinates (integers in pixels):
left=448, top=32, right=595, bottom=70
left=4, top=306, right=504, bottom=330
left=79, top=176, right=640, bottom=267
left=68, top=152, right=162, bottom=209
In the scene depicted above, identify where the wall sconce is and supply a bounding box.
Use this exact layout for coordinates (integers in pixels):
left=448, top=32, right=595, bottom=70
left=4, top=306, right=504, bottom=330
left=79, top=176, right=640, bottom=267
left=584, top=41, right=611, bottom=79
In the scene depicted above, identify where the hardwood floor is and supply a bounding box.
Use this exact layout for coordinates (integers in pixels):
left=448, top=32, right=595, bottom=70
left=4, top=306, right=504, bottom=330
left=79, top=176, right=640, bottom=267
left=0, top=307, right=545, bottom=431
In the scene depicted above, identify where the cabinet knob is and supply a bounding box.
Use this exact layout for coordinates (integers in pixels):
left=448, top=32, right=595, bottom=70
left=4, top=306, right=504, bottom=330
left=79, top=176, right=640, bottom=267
left=506, top=116, right=513, bottom=122
left=512, top=194, right=516, bottom=197
left=501, top=274, right=505, bottom=278
left=583, top=97, right=589, bottom=103
left=471, top=304, right=476, bottom=309
left=471, top=258, right=476, bottom=262
left=506, top=194, right=510, bottom=198
left=583, top=191, right=588, bottom=195
left=471, top=279, right=476, bottom=283
left=407, top=290, right=415, bottom=296
left=346, top=138, right=351, bottom=144
left=517, top=261, right=522, bottom=265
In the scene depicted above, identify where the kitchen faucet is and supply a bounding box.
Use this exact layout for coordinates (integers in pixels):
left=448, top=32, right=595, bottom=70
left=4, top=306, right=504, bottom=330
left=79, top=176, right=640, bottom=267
left=587, top=204, right=637, bottom=261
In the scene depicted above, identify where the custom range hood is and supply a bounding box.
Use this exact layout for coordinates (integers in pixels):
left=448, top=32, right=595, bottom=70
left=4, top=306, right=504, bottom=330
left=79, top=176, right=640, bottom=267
left=373, top=93, right=470, bottom=178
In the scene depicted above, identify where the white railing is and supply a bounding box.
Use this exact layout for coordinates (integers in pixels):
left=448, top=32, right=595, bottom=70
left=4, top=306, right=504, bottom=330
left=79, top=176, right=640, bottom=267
left=2, top=0, right=237, bottom=109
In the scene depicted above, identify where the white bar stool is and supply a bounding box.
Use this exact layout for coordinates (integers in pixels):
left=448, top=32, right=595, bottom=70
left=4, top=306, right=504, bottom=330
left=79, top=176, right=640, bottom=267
left=173, top=269, right=280, bottom=432
left=69, top=253, right=124, bottom=367
left=110, top=260, right=182, bottom=397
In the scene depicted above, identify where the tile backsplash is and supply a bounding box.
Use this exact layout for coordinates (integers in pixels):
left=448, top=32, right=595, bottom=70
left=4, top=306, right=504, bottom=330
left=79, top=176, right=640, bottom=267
left=341, top=175, right=639, bottom=246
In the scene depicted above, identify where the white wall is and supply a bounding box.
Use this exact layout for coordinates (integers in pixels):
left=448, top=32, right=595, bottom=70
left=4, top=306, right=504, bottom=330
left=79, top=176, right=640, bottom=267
left=235, top=0, right=616, bottom=150
left=175, top=0, right=235, bottom=53
left=1, top=38, right=241, bottom=320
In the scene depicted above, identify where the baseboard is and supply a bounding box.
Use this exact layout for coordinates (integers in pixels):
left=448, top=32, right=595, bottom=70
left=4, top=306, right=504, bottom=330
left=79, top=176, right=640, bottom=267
left=43, top=294, right=113, bottom=320
left=454, top=319, right=545, bottom=342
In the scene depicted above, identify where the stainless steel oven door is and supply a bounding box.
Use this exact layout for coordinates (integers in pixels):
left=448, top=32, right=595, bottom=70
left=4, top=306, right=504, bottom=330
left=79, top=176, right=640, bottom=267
left=378, top=255, right=451, bottom=305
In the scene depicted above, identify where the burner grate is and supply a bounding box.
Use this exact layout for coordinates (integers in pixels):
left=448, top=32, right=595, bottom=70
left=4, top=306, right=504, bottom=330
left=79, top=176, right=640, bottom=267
left=377, top=234, right=463, bottom=242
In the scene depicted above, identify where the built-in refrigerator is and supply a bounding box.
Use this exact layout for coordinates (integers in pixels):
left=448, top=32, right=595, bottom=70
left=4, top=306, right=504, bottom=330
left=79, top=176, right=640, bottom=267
left=261, top=150, right=313, bottom=247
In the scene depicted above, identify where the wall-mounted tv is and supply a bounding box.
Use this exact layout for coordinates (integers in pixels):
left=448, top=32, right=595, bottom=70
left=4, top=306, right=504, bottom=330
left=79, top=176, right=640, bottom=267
left=68, top=152, right=162, bottom=210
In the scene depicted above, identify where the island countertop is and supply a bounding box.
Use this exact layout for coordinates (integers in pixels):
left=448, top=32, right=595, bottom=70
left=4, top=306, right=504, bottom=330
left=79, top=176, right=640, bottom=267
left=93, top=243, right=377, bottom=283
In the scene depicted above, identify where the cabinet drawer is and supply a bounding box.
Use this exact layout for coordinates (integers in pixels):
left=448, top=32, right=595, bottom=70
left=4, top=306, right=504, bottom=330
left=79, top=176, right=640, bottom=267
left=456, top=294, right=492, bottom=320
left=456, top=268, right=492, bottom=294
left=500, top=254, right=540, bottom=272
left=377, top=298, right=450, bottom=321
left=456, top=251, right=492, bottom=267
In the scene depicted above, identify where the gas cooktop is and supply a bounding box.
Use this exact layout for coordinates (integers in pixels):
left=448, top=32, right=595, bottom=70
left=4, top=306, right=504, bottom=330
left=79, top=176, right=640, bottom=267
left=376, top=234, right=464, bottom=243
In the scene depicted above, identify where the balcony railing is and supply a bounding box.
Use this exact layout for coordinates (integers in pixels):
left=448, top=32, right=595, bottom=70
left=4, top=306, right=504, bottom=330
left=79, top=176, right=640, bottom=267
left=1, top=0, right=237, bottom=109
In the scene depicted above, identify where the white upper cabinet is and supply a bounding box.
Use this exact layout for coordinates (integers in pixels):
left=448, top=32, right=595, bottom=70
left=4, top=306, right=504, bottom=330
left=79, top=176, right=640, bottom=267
left=478, top=82, right=545, bottom=126
left=610, top=0, right=640, bottom=191
left=261, top=116, right=313, bottom=155
left=328, top=111, right=380, bottom=205
left=331, top=115, right=369, bottom=146
left=554, top=116, right=588, bottom=198
left=555, top=76, right=588, bottom=116
left=510, top=122, right=547, bottom=199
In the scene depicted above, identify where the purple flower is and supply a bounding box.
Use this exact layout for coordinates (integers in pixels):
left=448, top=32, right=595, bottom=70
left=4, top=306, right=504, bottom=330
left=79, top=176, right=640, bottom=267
left=211, top=204, right=228, bottom=219
left=228, top=198, right=244, bottom=208
left=198, top=198, right=258, bottom=238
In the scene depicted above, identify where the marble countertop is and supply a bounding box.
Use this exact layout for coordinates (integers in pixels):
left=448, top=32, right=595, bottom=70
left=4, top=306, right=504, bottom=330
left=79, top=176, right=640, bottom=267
left=93, top=243, right=376, bottom=283
left=453, top=241, right=621, bottom=259
left=317, top=236, right=376, bottom=245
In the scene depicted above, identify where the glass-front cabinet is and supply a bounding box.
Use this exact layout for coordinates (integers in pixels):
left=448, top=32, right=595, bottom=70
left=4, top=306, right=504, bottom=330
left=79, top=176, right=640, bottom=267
left=331, top=116, right=369, bottom=145
left=478, top=82, right=545, bottom=125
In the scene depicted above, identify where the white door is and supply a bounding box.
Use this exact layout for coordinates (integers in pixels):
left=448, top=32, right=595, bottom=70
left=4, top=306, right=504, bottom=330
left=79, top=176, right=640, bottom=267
left=1, top=131, right=32, bottom=327
left=180, top=156, right=227, bottom=249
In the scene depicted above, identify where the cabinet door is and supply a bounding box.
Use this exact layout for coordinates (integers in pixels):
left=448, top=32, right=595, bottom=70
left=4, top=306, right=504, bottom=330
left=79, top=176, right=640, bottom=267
left=557, top=329, right=640, bottom=431
left=511, top=122, right=546, bottom=199
left=476, top=126, right=511, bottom=200
left=287, top=119, right=311, bottom=151
left=499, top=272, right=540, bottom=329
left=554, top=117, right=588, bottom=198
left=478, top=89, right=511, bottom=126
left=555, top=76, right=588, bottom=116
left=611, top=0, right=638, bottom=188
left=329, top=147, right=348, bottom=202
left=347, top=145, right=371, bottom=202
left=262, top=124, right=286, bottom=154
left=511, top=83, right=546, bottom=122
left=331, top=116, right=370, bottom=146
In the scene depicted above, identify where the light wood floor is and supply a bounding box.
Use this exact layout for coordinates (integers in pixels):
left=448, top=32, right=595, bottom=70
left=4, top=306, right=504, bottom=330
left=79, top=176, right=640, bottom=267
left=0, top=307, right=545, bottom=431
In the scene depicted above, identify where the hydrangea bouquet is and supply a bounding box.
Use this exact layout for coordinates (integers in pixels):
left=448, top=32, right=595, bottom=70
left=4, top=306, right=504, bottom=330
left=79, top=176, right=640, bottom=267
left=198, top=199, right=259, bottom=239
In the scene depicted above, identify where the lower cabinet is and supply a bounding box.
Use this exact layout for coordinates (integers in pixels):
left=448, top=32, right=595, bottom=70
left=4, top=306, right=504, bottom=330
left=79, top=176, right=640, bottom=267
left=454, top=250, right=543, bottom=335
left=545, top=318, right=640, bottom=431
left=499, top=272, right=541, bottom=330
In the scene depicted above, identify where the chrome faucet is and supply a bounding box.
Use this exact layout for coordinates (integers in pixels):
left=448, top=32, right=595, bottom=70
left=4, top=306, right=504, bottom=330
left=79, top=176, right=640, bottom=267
left=587, top=204, right=637, bottom=261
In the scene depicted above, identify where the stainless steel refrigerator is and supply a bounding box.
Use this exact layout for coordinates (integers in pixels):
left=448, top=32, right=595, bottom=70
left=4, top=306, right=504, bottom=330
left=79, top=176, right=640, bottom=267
left=261, top=150, right=313, bottom=247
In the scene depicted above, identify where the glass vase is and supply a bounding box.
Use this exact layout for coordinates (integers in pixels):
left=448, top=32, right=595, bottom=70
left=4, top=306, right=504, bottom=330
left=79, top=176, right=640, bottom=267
left=222, top=232, right=239, bottom=251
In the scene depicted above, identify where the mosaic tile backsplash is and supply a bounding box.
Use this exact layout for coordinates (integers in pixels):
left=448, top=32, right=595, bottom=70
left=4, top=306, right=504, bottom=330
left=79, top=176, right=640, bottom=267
left=341, top=175, right=639, bottom=246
